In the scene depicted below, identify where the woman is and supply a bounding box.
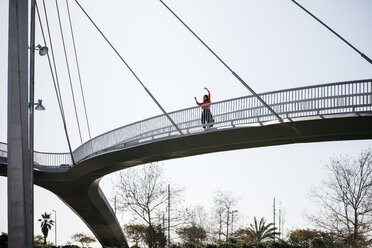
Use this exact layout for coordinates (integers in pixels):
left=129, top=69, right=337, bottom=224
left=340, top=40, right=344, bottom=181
left=194, top=87, right=214, bottom=129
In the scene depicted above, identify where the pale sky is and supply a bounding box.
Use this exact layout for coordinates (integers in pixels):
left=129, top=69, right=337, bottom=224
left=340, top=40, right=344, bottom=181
left=1, top=0, right=372, bottom=247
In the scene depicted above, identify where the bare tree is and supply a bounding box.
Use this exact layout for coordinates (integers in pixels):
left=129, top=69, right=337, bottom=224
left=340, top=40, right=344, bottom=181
left=212, top=191, right=239, bottom=242
left=310, top=149, right=372, bottom=248
left=188, top=205, right=209, bottom=228
left=113, top=163, right=185, bottom=248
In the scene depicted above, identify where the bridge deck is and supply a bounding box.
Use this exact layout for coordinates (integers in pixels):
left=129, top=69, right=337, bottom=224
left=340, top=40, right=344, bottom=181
left=2, top=79, right=372, bottom=168
left=1, top=79, right=372, bottom=247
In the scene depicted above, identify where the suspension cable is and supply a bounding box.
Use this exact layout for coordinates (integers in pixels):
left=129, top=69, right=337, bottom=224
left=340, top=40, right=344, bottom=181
left=55, top=0, right=83, bottom=144
left=65, top=0, right=92, bottom=139
left=39, top=1, right=64, bottom=116
left=290, top=0, right=372, bottom=65
left=73, top=0, right=183, bottom=135
left=37, top=1, right=65, bottom=139
left=39, top=1, right=67, bottom=129
left=37, top=0, right=76, bottom=165
left=158, top=0, right=283, bottom=122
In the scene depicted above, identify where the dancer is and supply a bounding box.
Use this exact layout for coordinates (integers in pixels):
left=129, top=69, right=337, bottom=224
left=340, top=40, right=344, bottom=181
left=194, top=87, right=214, bottom=129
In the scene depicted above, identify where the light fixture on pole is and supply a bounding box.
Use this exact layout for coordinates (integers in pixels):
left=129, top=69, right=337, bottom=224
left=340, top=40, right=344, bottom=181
left=52, top=210, right=57, bottom=246
left=31, top=99, right=46, bottom=111
left=35, top=44, right=49, bottom=56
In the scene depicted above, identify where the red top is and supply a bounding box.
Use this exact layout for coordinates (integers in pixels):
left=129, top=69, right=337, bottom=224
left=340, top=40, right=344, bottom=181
left=196, top=92, right=211, bottom=110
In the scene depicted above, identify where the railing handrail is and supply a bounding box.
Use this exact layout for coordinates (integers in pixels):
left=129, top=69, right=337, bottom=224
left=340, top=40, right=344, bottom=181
left=259, top=78, right=372, bottom=95
left=34, top=151, right=71, bottom=156
left=74, top=78, right=372, bottom=149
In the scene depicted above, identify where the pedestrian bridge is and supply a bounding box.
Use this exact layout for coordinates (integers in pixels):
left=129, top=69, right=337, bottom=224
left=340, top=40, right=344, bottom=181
left=1, top=79, right=372, bottom=247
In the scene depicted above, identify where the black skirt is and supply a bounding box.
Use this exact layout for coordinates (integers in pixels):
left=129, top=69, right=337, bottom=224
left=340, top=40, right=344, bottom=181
left=201, top=109, right=214, bottom=127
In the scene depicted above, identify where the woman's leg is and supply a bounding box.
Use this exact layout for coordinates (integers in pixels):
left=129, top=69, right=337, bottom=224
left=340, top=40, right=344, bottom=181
left=201, top=110, right=206, bottom=129
left=206, top=109, right=214, bottom=128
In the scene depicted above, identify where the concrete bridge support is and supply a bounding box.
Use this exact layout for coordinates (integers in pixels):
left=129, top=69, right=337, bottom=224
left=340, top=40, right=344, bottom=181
left=7, top=0, right=33, bottom=247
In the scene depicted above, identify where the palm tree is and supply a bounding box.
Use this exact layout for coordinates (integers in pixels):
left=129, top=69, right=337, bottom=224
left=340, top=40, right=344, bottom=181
left=38, top=212, right=54, bottom=245
left=246, top=217, right=278, bottom=243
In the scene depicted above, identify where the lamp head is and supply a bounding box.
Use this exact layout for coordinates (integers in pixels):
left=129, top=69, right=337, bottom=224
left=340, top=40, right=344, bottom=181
left=35, top=99, right=46, bottom=111
left=36, top=44, right=49, bottom=56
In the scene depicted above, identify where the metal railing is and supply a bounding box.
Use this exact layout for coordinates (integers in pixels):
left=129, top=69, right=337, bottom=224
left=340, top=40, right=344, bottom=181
left=33, top=151, right=72, bottom=167
left=1, top=79, right=372, bottom=167
left=0, top=142, right=72, bottom=167
left=0, top=142, right=6, bottom=160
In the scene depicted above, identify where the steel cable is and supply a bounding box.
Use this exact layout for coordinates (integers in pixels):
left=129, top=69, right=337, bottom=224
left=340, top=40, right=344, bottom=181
left=290, top=0, right=372, bottom=65
left=65, top=0, right=92, bottom=139
left=55, top=0, right=83, bottom=144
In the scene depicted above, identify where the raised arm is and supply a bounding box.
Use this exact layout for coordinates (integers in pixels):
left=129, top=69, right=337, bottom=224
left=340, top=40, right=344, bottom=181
left=194, top=96, right=201, bottom=105
left=204, top=87, right=211, bottom=100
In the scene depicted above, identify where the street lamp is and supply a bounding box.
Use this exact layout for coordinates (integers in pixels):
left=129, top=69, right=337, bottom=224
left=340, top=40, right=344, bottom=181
left=33, top=99, right=46, bottom=111
left=35, top=44, right=49, bottom=56
left=31, top=99, right=46, bottom=111
left=52, top=210, right=57, bottom=246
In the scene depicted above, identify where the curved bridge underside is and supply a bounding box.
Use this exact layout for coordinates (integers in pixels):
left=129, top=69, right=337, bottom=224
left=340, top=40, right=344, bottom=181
left=1, top=114, right=372, bottom=246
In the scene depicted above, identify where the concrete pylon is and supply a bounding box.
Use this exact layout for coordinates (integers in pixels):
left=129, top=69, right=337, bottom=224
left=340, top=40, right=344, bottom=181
left=7, top=0, right=32, bottom=247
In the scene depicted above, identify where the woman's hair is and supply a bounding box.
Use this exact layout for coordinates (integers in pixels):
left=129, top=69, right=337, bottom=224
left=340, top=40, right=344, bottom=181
left=203, top=94, right=209, bottom=101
